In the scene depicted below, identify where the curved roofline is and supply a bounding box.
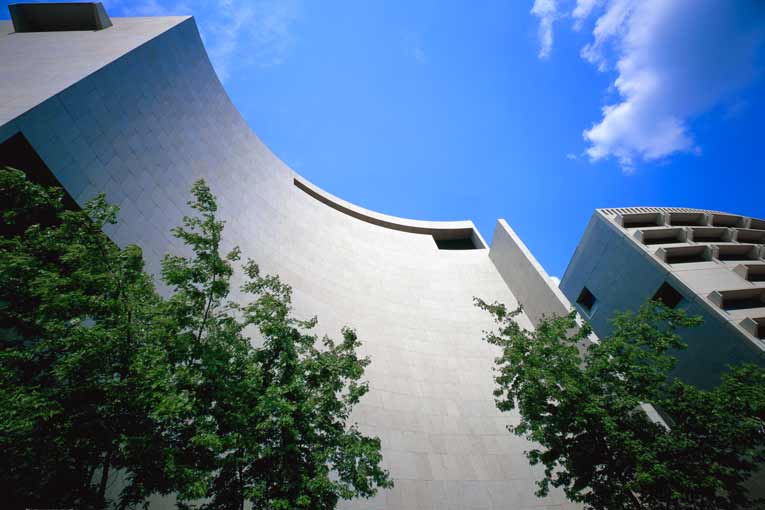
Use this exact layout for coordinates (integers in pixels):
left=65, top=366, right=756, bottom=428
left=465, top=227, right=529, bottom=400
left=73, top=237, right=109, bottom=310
left=293, top=175, right=488, bottom=248
left=171, top=17, right=490, bottom=249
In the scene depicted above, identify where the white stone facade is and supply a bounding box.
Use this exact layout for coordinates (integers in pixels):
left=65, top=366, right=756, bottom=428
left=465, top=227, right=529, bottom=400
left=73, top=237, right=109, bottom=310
left=0, top=11, right=579, bottom=510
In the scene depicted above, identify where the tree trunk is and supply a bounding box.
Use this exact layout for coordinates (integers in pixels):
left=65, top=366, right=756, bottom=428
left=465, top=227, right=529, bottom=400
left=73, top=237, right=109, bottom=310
left=237, top=448, right=245, bottom=510
left=98, top=443, right=114, bottom=509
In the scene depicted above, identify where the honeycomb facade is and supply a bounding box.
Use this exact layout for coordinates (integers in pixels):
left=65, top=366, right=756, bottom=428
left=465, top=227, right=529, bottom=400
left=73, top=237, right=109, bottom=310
left=561, top=207, right=765, bottom=389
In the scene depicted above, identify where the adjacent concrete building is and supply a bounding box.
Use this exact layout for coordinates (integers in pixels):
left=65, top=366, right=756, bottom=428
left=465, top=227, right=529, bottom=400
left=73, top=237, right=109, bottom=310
left=561, top=207, right=765, bottom=388
left=0, top=4, right=580, bottom=509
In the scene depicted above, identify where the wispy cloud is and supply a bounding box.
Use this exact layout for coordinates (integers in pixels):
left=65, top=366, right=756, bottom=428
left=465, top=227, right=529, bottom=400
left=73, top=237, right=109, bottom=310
left=530, top=0, right=558, bottom=59
left=571, top=0, right=600, bottom=29
left=531, top=0, right=765, bottom=172
left=402, top=31, right=426, bottom=64
left=106, top=0, right=186, bottom=17
left=566, top=153, right=578, bottom=160
left=550, top=276, right=561, bottom=286
left=105, top=0, right=300, bottom=82
left=413, top=46, right=426, bottom=64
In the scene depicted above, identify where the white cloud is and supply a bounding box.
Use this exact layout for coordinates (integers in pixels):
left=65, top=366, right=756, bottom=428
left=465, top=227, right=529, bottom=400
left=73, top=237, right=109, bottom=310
left=530, top=1, right=765, bottom=171
left=105, top=0, right=299, bottom=82
left=566, top=153, right=577, bottom=160
left=550, top=276, right=561, bottom=286
left=571, top=0, right=600, bottom=28
left=530, top=0, right=558, bottom=59
left=574, top=0, right=765, bottom=171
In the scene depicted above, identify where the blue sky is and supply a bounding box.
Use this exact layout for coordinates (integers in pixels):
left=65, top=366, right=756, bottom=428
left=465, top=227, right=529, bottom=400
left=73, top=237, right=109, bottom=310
left=3, top=1, right=764, bottom=278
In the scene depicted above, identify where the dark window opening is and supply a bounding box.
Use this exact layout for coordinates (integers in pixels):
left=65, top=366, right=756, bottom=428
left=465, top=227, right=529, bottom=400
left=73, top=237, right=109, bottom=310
left=737, top=229, right=765, bottom=244
left=665, top=250, right=707, bottom=264
left=624, top=220, right=659, bottom=228
left=693, top=234, right=724, bottom=242
left=749, top=218, right=765, bottom=231
left=711, top=214, right=744, bottom=227
left=622, top=217, right=662, bottom=228
left=9, top=2, right=112, bottom=32
left=691, top=228, right=728, bottom=243
left=717, top=246, right=759, bottom=262
left=693, top=235, right=722, bottom=242
left=576, top=287, right=596, bottom=313
left=750, top=319, right=765, bottom=339
left=653, top=282, right=683, bottom=309
left=644, top=236, right=681, bottom=245
left=668, top=212, right=706, bottom=226
left=641, top=229, right=684, bottom=245
left=434, top=237, right=477, bottom=250
left=741, top=265, right=765, bottom=283
left=722, top=297, right=765, bottom=311
left=718, top=253, right=756, bottom=262
left=714, top=289, right=765, bottom=311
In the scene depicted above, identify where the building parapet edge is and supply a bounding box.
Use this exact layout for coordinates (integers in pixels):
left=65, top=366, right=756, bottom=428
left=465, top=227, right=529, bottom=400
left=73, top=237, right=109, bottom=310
left=293, top=175, right=488, bottom=247
left=488, top=219, right=570, bottom=326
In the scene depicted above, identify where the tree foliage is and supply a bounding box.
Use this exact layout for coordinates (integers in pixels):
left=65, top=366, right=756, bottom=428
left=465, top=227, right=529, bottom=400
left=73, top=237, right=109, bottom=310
left=0, top=168, right=172, bottom=509
left=0, top=169, right=391, bottom=510
left=160, top=180, right=392, bottom=510
left=475, top=298, right=765, bottom=510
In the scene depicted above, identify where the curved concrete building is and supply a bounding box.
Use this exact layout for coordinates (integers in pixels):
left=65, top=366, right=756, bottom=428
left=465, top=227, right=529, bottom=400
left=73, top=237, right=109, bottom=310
left=0, top=6, right=579, bottom=509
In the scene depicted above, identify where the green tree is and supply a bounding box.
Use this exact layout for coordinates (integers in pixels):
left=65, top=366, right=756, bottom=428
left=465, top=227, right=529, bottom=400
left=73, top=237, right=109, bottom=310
left=158, top=179, right=393, bottom=509
left=235, top=260, right=393, bottom=510
left=0, top=170, right=391, bottom=510
left=475, top=298, right=765, bottom=510
left=0, top=168, right=177, bottom=509
left=155, top=179, right=257, bottom=508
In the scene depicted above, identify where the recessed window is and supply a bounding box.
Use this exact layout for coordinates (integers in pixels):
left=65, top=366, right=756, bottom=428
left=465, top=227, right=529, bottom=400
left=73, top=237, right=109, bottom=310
left=576, top=287, right=597, bottom=314
left=668, top=212, right=706, bottom=226
left=734, top=265, right=765, bottom=283
left=716, top=245, right=759, bottom=262
left=653, top=282, right=683, bottom=309
left=736, top=229, right=765, bottom=244
left=722, top=296, right=765, bottom=311
left=742, top=318, right=765, bottom=340
left=621, top=213, right=662, bottom=229
left=434, top=237, right=477, bottom=250
left=710, top=289, right=765, bottom=311
left=640, top=228, right=685, bottom=245
left=690, top=227, right=730, bottom=243
left=662, top=246, right=709, bottom=264
left=711, top=214, right=744, bottom=228
left=745, top=266, right=765, bottom=282
left=749, top=218, right=765, bottom=231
